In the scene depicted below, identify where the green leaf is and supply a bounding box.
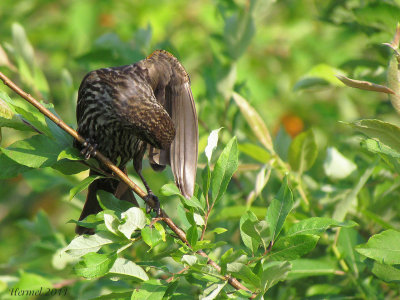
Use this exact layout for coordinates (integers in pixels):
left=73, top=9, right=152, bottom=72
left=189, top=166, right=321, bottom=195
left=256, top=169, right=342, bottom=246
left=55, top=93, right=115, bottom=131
left=288, top=129, right=318, bottom=173
left=97, top=190, right=135, bottom=215
left=201, top=164, right=211, bottom=199
left=141, top=226, right=162, bottom=249
left=74, top=252, right=117, bottom=279
left=186, top=225, right=198, bottom=247
left=361, top=138, right=400, bottom=159
left=52, top=159, right=88, bottom=175
left=154, top=222, right=166, bottom=242
left=69, top=175, right=99, bottom=200
left=12, top=23, right=35, bottom=69
left=238, top=143, right=271, bottom=163
left=266, top=176, right=293, bottom=242
left=223, top=6, right=255, bottom=60
left=14, top=271, right=52, bottom=290
left=211, top=137, right=238, bottom=204
left=293, top=77, right=330, bottom=91
left=232, top=92, right=273, bottom=152
left=118, top=207, right=147, bottom=239
left=288, top=259, right=338, bottom=279
left=205, top=128, right=222, bottom=163
left=333, top=162, right=376, bottom=221
left=63, top=231, right=118, bottom=257
left=387, top=52, right=400, bottom=113
left=356, top=229, right=400, bottom=265
left=58, top=147, right=84, bottom=161
left=368, top=261, right=400, bottom=283
left=347, top=119, right=400, bottom=153
left=240, top=211, right=261, bottom=253
left=286, top=217, right=357, bottom=236
left=103, top=213, right=120, bottom=236
left=201, top=283, right=226, bottom=300
left=160, top=183, right=204, bottom=212
left=1, top=135, right=64, bottom=168
left=0, top=153, right=32, bottom=179
left=33, top=64, right=49, bottom=98
left=261, top=261, right=291, bottom=292
left=131, top=279, right=168, bottom=300
left=18, top=210, right=53, bottom=237
left=0, top=92, right=52, bottom=136
left=337, top=228, right=364, bottom=277
left=268, top=235, right=319, bottom=261
left=0, top=115, right=34, bottom=132
left=109, top=258, right=149, bottom=281
left=45, top=109, right=72, bottom=148
left=212, top=227, right=228, bottom=234
left=182, top=254, right=198, bottom=266
left=210, top=205, right=267, bottom=222
left=323, top=147, right=357, bottom=180
left=226, top=262, right=260, bottom=288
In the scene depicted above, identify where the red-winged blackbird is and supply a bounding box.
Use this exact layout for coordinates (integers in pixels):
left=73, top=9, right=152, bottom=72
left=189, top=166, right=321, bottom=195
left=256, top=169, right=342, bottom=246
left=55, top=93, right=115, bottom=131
left=74, top=50, right=198, bottom=234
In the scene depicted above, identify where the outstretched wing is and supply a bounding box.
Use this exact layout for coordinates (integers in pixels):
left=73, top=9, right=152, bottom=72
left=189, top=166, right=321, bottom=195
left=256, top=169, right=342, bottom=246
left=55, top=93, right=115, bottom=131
left=143, top=50, right=198, bottom=199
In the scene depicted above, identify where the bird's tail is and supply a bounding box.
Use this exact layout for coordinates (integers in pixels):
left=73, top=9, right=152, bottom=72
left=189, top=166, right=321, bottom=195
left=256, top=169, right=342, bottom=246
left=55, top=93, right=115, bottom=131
left=75, top=170, right=139, bottom=235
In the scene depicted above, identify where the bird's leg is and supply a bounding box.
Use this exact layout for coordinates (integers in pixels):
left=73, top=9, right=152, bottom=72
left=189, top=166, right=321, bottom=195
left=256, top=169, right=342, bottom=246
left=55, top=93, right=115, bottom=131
left=80, top=138, right=98, bottom=160
left=133, top=142, right=161, bottom=216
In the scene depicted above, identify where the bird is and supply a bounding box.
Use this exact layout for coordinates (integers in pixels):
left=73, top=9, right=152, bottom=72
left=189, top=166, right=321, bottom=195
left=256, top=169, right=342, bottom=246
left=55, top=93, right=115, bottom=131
left=74, top=50, right=198, bottom=234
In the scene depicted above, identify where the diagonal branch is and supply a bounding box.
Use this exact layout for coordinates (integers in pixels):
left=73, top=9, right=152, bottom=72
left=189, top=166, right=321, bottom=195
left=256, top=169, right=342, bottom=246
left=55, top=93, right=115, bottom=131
left=0, top=71, right=254, bottom=296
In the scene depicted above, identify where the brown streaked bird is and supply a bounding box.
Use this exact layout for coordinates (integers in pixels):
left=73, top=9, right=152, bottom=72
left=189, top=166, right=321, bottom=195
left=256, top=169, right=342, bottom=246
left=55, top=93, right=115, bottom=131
left=74, top=50, right=198, bottom=234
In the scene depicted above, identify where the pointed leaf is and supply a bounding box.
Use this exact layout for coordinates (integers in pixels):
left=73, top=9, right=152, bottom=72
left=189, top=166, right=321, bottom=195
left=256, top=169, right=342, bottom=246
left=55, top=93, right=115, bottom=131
left=348, top=119, right=400, bottom=153
left=1, top=135, right=64, bottom=168
left=69, top=175, right=99, bottom=200
left=118, top=207, right=147, bottom=239
left=109, top=258, right=149, bottom=281
left=266, top=176, right=293, bottom=242
left=261, top=261, right=291, bottom=292
left=64, top=232, right=118, bottom=257
left=74, top=252, right=116, bottom=279
left=131, top=279, right=168, bottom=300
left=356, top=230, right=400, bottom=264
left=287, top=217, right=357, bottom=236
left=211, top=137, right=238, bottom=204
left=233, top=92, right=273, bottom=152
left=268, top=235, right=319, bottom=261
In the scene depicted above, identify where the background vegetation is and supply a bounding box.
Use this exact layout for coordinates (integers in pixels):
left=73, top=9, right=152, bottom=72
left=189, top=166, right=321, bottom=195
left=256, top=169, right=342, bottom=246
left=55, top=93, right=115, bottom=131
left=0, top=0, right=400, bottom=299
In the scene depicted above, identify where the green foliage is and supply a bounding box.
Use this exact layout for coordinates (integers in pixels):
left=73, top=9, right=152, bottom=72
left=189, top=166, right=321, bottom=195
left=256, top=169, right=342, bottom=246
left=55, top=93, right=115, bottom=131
left=1, top=0, right=400, bottom=299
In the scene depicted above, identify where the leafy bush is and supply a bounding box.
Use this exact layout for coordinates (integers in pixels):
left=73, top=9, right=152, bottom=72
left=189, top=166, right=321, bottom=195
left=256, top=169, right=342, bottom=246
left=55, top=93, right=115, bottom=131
left=0, top=0, right=400, bottom=299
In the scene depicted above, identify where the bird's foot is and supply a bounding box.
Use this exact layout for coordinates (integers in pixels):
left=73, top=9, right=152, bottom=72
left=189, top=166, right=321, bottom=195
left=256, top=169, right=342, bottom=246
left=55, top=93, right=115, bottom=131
left=81, top=138, right=98, bottom=160
left=144, top=192, right=161, bottom=216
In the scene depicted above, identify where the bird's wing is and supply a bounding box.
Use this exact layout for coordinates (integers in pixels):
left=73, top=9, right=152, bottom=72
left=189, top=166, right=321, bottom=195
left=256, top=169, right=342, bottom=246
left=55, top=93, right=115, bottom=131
left=144, top=50, right=198, bottom=199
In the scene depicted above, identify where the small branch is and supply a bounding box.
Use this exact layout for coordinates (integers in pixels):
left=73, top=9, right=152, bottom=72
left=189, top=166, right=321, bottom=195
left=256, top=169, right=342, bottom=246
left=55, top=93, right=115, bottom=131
left=0, top=71, right=254, bottom=297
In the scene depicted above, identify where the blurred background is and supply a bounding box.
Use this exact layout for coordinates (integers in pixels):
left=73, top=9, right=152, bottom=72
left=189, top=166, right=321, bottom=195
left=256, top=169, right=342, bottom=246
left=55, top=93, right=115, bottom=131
left=0, top=0, right=399, bottom=298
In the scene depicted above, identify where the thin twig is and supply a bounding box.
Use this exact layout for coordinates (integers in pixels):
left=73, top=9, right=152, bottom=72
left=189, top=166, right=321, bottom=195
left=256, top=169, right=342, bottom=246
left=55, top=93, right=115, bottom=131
left=0, top=71, right=254, bottom=296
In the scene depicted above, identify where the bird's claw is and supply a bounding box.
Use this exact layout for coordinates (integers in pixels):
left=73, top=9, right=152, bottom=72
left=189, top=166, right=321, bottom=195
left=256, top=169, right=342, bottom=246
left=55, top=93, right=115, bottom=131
left=144, top=192, right=161, bottom=216
left=81, top=138, right=98, bottom=160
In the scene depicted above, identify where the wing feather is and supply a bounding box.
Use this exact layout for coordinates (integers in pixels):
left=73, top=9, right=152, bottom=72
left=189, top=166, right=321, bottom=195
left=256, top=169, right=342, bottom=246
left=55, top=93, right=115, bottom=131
left=145, top=51, right=198, bottom=198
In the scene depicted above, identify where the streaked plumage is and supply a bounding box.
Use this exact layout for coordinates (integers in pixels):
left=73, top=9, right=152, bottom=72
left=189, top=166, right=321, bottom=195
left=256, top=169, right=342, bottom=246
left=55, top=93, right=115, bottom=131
left=74, top=50, right=198, bottom=234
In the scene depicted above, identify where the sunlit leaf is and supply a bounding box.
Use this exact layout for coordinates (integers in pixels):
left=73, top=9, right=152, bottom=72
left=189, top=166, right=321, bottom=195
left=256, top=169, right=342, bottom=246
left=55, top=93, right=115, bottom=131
left=109, top=258, right=149, bottom=281
left=74, top=252, right=116, bottom=279
left=323, top=147, right=357, bottom=180
left=266, top=176, right=293, bottom=242
left=210, top=137, right=238, bottom=204
left=69, top=175, right=99, bottom=200
left=356, top=229, right=400, bottom=264
left=233, top=92, right=273, bottom=152
left=268, top=235, right=319, bottom=261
